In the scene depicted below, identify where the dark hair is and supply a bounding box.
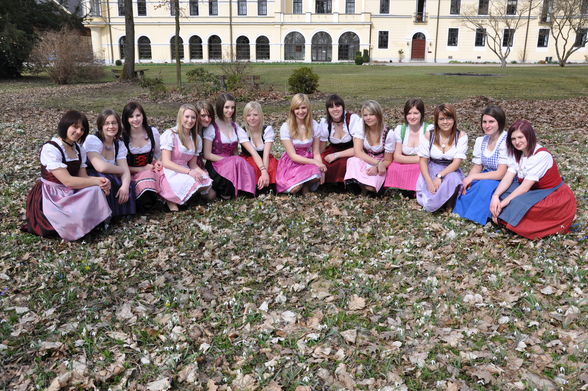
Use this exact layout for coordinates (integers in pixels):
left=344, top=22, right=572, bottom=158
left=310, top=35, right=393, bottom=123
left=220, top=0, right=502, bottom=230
left=403, top=98, right=425, bottom=125
left=195, top=100, right=215, bottom=134
left=480, top=105, right=506, bottom=133
left=507, top=119, right=537, bottom=163
left=433, top=104, right=458, bottom=147
left=215, top=93, right=236, bottom=122
left=57, top=110, right=90, bottom=143
left=122, top=102, right=150, bottom=143
left=325, top=94, right=346, bottom=125
left=96, top=109, right=122, bottom=141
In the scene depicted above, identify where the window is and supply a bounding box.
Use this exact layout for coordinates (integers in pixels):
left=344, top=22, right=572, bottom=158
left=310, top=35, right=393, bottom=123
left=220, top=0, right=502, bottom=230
left=378, top=31, right=388, bottom=49
left=583, top=0, right=588, bottom=14
left=258, top=0, right=267, bottom=15
left=450, top=0, right=460, bottom=14
left=189, top=35, right=203, bottom=59
left=208, top=35, right=222, bottom=59
left=256, top=36, right=270, bottom=59
left=506, top=0, right=517, bottom=15
left=574, top=29, right=587, bottom=47
left=311, top=32, right=332, bottom=61
left=379, top=0, right=389, bottom=14
left=138, top=36, right=152, bottom=59
left=236, top=36, right=250, bottom=60
left=345, top=0, right=354, bottom=13
left=448, top=28, right=458, bottom=46
left=238, top=0, right=247, bottom=15
left=190, top=0, right=199, bottom=15
left=209, top=0, right=218, bottom=15
left=293, top=0, right=302, bottom=14
left=89, top=0, right=101, bottom=16
left=540, top=0, right=551, bottom=22
left=316, top=0, right=331, bottom=13
left=119, top=36, right=126, bottom=59
left=338, top=31, right=359, bottom=60
left=285, top=32, right=305, bottom=60
left=537, top=29, right=549, bottom=47
left=137, top=0, right=147, bottom=15
left=170, top=0, right=178, bottom=16
left=503, top=29, right=514, bottom=47
left=118, top=0, right=124, bottom=16
left=475, top=28, right=485, bottom=47
left=478, top=0, right=488, bottom=15
left=170, top=36, right=184, bottom=59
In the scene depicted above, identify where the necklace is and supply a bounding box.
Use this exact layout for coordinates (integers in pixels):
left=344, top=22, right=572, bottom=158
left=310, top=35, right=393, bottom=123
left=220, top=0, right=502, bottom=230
left=62, top=138, right=74, bottom=147
left=104, top=143, right=114, bottom=151
left=332, top=118, right=343, bottom=124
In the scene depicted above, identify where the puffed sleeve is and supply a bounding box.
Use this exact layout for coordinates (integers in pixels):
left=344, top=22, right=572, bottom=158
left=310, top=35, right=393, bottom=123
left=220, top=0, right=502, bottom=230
left=417, top=130, right=432, bottom=158
left=318, top=118, right=329, bottom=142
left=348, top=113, right=362, bottom=135
left=506, top=154, right=518, bottom=175
left=497, top=133, right=509, bottom=166
left=263, top=125, right=275, bottom=143
left=393, top=124, right=403, bottom=144
left=160, top=129, right=174, bottom=151
left=202, top=124, right=215, bottom=141
left=350, top=123, right=364, bottom=139
left=525, top=149, right=554, bottom=182
left=312, top=120, right=321, bottom=138
left=195, top=134, right=204, bottom=156
left=471, top=136, right=484, bottom=165
left=82, top=134, right=103, bottom=154
left=116, top=140, right=128, bottom=160
left=279, top=123, right=290, bottom=140
left=236, top=124, right=250, bottom=143
left=151, top=127, right=162, bottom=160
left=454, top=132, right=468, bottom=160
left=384, top=128, right=396, bottom=153
left=40, top=142, right=67, bottom=170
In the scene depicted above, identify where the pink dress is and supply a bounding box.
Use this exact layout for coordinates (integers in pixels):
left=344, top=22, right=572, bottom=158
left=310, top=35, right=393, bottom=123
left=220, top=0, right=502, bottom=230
left=157, top=129, right=212, bottom=205
left=276, top=121, right=321, bottom=193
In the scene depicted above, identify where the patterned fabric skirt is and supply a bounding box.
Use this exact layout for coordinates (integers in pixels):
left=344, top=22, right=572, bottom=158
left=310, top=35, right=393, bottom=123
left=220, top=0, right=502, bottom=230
left=276, top=150, right=321, bottom=193
left=88, top=170, right=136, bottom=217
left=344, top=157, right=386, bottom=192
left=384, top=161, right=420, bottom=191
left=206, top=156, right=256, bottom=198
left=23, top=179, right=111, bottom=241
left=416, top=162, right=464, bottom=212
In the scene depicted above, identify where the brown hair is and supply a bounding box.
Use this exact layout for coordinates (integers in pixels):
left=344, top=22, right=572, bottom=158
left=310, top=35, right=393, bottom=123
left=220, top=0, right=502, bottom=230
left=96, top=109, right=122, bottom=141
left=507, top=119, right=537, bottom=163
left=433, top=104, right=458, bottom=147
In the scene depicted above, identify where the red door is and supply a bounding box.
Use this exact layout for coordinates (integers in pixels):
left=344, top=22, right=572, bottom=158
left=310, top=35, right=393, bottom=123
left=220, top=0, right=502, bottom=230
left=411, top=38, right=425, bottom=60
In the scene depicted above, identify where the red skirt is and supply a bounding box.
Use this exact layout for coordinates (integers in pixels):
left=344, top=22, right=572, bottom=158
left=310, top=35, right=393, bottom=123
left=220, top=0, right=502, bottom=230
left=321, top=145, right=350, bottom=184
left=503, top=184, right=576, bottom=240
left=241, top=153, right=278, bottom=184
left=23, top=181, right=57, bottom=237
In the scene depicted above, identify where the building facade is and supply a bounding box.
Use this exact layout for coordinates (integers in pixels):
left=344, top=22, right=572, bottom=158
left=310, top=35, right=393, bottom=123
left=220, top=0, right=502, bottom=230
left=83, top=0, right=587, bottom=64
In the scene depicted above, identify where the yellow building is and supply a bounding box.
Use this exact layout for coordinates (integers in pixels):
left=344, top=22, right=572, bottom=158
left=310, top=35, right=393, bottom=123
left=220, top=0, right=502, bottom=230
left=83, top=0, right=587, bottom=64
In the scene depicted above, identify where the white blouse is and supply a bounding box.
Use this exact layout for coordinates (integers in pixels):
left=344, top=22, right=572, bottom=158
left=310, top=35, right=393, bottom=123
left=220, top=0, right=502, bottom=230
left=203, top=123, right=249, bottom=144
left=128, top=127, right=161, bottom=160
left=507, top=144, right=553, bottom=182
left=248, top=125, right=275, bottom=151
left=40, top=137, right=88, bottom=170
left=161, top=128, right=203, bottom=156
left=318, top=112, right=362, bottom=143
left=280, top=120, right=320, bottom=145
left=83, top=135, right=128, bottom=164
left=350, top=125, right=396, bottom=154
left=393, top=123, right=434, bottom=156
left=418, top=130, right=468, bottom=160
left=471, top=132, right=508, bottom=166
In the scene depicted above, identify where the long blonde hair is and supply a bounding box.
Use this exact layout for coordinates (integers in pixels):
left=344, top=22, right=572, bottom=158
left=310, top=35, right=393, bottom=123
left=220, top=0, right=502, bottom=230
left=243, top=101, right=264, bottom=139
left=176, top=103, right=199, bottom=151
left=287, top=93, right=313, bottom=140
left=361, top=100, right=384, bottom=141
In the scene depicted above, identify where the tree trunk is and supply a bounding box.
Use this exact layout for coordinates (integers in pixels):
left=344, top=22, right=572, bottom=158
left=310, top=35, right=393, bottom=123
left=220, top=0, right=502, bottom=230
left=174, top=0, right=181, bottom=88
left=122, top=0, right=135, bottom=80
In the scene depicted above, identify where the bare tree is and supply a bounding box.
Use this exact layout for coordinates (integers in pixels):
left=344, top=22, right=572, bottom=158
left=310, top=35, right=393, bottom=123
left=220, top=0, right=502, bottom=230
left=122, top=0, right=136, bottom=80
left=173, top=0, right=181, bottom=88
left=544, top=0, right=588, bottom=66
left=462, top=0, right=538, bottom=68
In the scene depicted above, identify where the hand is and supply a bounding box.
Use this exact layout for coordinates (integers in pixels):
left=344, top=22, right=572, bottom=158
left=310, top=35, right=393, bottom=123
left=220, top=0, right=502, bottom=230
left=116, top=186, right=129, bottom=204
left=490, top=195, right=501, bottom=219
left=320, top=172, right=325, bottom=185
left=153, top=160, right=163, bottom=171
left=315, top=161, right=327, bottom=172
left=461, top=176, right=474, bottom=194
left=138, top=163, right=153, bottom=172
left=189, top=167, right=207, bottom=182
left=366, top=165, right=379, bottom=176
left=258, top=170, right=270, bottom=189
left=324, top=153, right=337, bottom=164
left=427, top=178, right=441, bottom=194
left=377, top=161, right=387, bottom=175
left=97, top=177, right=111, bottom=195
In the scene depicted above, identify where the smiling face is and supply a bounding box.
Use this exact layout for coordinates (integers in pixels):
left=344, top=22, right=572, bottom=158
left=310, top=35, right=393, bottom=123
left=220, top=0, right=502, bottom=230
left=66, top=121, right=85, bottom=144
left=102, top=115, right=119, bottom=140
left=223, top=101, right=236, bottom=121
left=128, top=108, right=144, bottom=130
left=481, top=114, right=500, bottom=136
left=362, top=110, right=378, bottom=128
left=510, top=129, right=528, bottom=154
left=246, top=109, right=261, bottom=129
left=294, top=104, right=308, bottom=121
left=327, top=104, right=343, bottom=122
left=406, top=106, right=422, bottom=127
left=437, top=113, right=455, bottom=133
left=199, top=109, right=212, bottom=128
left=182, top=109, right=197, bottom=132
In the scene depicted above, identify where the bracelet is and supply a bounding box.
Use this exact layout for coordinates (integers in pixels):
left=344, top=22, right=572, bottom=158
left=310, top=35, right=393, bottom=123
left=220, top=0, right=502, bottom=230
left=259, top=165, right=266, bottom=171
left=334, top=153, right=338, bottom=159
left=187, top=169, right=192, bottom=175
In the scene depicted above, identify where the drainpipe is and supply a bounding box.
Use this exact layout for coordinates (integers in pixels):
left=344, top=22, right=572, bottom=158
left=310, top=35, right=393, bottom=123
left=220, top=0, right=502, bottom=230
left=106, top=0, right=114, bottom=63
left=522, top=0, right=533, bottom=63
left=229, top=0, right=234, bottom=60
left=433, top=0, right=441, bottom=62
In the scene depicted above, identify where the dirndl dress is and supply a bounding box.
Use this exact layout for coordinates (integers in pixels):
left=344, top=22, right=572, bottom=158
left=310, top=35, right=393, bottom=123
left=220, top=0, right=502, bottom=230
left=384, top=123, right=430, bottom=191
left=240, top=125, right=278, bottom=186
left=125, top=126, right=161, bottom=207
left=344, top=127, right=393, bottom=192
left=276, top=141, right=321, bottom=193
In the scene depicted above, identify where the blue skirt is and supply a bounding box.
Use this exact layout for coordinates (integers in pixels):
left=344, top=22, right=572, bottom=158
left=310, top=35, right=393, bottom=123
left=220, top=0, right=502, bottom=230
left=88, top=170, right=136, bottom=218
left=454, top=178, right=501, bottom=225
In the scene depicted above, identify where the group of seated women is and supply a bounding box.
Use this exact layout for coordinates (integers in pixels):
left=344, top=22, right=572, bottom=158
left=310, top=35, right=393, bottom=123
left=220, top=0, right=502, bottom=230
left=22, top=93, right=576, bottom=241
